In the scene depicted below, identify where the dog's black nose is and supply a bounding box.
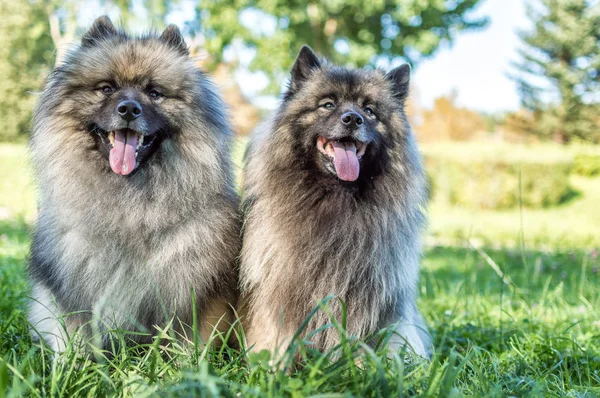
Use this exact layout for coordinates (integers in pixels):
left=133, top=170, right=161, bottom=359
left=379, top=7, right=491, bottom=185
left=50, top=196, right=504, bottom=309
left=341, top=111, right=364, bottom=127
left=116, top=100, right=142, bottom=122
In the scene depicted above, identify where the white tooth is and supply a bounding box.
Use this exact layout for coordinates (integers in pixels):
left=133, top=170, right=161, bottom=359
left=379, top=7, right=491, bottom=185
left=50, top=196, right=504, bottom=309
left=108, top=131, right=115, bottom=146
left=326, top=141, right=334, bottom=156
left=138, top=134, right=144, bottom=149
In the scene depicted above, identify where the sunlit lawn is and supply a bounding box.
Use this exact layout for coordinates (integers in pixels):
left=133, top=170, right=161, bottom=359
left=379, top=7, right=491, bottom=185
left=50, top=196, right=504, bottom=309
left=428, top=173, right=600, bottom=249
left=0, top=144, right=36, bottom=220
left=1, top=141, right=599, bottom=396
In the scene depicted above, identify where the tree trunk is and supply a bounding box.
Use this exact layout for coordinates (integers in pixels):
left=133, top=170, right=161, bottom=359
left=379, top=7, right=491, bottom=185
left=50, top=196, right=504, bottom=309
left=552, top=129, right=569, bottom=144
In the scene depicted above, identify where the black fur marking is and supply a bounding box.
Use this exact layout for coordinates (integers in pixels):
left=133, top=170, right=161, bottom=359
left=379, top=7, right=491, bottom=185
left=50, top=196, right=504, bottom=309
left=385, top=64, right=411, bottom=102
left=159, top=24, right=189, bottom=56
left=286, top=45, right=322, bottom=99
left=29, top=235, right=63, bottom=294
left=81, top=16, right=118, bottom=47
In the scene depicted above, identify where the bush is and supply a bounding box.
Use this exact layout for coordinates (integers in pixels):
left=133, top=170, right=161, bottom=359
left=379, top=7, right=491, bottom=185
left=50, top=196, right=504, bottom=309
left=570, top=145, right=600, bottom=177
left=423, top=143, right=573, bottom=209
left=573, top=154, right=600, bottom=177
left=417, top=95, right=486, bottom=141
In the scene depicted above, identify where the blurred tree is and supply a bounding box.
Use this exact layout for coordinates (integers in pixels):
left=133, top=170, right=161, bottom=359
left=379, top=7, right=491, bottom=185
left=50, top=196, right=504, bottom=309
left=0, top=0, right=55, bottom=141
left=0, top=0, right=177, bottom=141
left=48, top=0, right=176, bottom=65
left=417, top=93, right=486, bottom=141
left=197, top=0, right=487, bottom=92
left=108, top=0, right=173, bottom=28
left=512, top=0, right=600, bottom=144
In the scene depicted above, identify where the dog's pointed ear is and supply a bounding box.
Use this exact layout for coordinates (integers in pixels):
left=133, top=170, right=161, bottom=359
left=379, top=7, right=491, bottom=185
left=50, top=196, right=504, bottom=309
left=288, top=45, right=321, bottom=93
left=160, top=24, right=188, bottom=56
left=386, top=64, right=411, bottom=102
left=82, top=16, right=117, bottom=47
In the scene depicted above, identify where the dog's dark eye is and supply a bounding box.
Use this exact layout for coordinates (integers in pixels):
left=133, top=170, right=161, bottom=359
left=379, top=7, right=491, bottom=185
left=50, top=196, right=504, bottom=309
left=364, top=107, right=375, bottom=116
left=321, top=102, right=335, bottom=110
left=99, top=85, right=114, bottom=95
left=149, top=90, right=163, bottom=99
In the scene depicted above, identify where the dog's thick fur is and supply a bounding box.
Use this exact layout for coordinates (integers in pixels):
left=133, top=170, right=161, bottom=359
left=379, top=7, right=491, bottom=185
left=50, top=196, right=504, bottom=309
left=28, top=17, right=240, bottom=351
left=239, top=46, right=431, bottom=358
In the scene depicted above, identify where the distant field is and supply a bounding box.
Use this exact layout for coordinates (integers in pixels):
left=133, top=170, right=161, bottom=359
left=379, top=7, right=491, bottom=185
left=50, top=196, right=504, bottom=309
left=427, top=173, right=600, bottom=249
left=1, top=141, right=599, bottom=396
left=0, top=144, right=36, bottom=220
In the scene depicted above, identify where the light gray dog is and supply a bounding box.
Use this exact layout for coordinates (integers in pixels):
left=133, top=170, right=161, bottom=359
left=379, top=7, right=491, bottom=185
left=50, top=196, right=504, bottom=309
left=239, top=46, right=431, bottom=358
left=28, top=16, right=240, bottom=352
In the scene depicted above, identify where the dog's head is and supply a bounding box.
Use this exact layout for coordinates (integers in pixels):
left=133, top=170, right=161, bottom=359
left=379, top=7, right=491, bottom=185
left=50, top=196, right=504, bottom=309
left=46, top=16, right=204, bottom=176
left=276, top=46, right=411, bottom=185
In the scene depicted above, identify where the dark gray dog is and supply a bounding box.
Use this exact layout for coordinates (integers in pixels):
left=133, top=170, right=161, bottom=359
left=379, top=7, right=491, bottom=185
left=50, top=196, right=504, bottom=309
left=239, top=46, right=431, bottom=358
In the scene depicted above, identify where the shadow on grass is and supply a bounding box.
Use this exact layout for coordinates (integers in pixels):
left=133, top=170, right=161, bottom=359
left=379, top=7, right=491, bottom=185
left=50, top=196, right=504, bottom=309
left=557, top=185, right=583, bottom=206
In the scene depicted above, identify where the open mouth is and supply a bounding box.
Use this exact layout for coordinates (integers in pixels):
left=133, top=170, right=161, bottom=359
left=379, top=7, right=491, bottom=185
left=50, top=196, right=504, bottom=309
left=317, top=136, right=367, bottom=182
left=95, top=128, right=157, bottom=175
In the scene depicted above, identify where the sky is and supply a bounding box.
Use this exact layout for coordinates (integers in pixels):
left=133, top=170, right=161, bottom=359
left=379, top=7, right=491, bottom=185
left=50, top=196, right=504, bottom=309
left=412, top=0, right=531, bottom=113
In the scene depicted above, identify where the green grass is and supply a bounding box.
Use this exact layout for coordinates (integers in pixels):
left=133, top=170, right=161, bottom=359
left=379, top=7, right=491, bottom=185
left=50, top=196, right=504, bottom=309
left=428, top=174, right=600, bottom=249
left=1, top=141, right=599, bottom=396
left=421, top=141, right=600, bottom=246
left=0, top=144, right=36, bottom=220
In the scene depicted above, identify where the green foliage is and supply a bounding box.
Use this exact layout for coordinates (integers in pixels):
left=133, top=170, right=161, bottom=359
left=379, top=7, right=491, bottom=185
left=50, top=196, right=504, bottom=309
left=0, top=0, right=55, bottom=141
left=512, top=0, right=600, bottom=143
left=424, top=143, right=573, bottom=209
left=573, top=153, right=600, bottom=177
left=571, top=145, right=600, bottom=177
left=101, top=0, right=176, bottom=29
left=198, top=0, right=487, bottom=92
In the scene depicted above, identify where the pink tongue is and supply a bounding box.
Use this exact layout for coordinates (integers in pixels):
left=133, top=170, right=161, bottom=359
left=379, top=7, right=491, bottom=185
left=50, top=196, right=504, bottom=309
left=109, top=130, right=138, bottom=175
left=332, top=141, right=360, bottom=181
